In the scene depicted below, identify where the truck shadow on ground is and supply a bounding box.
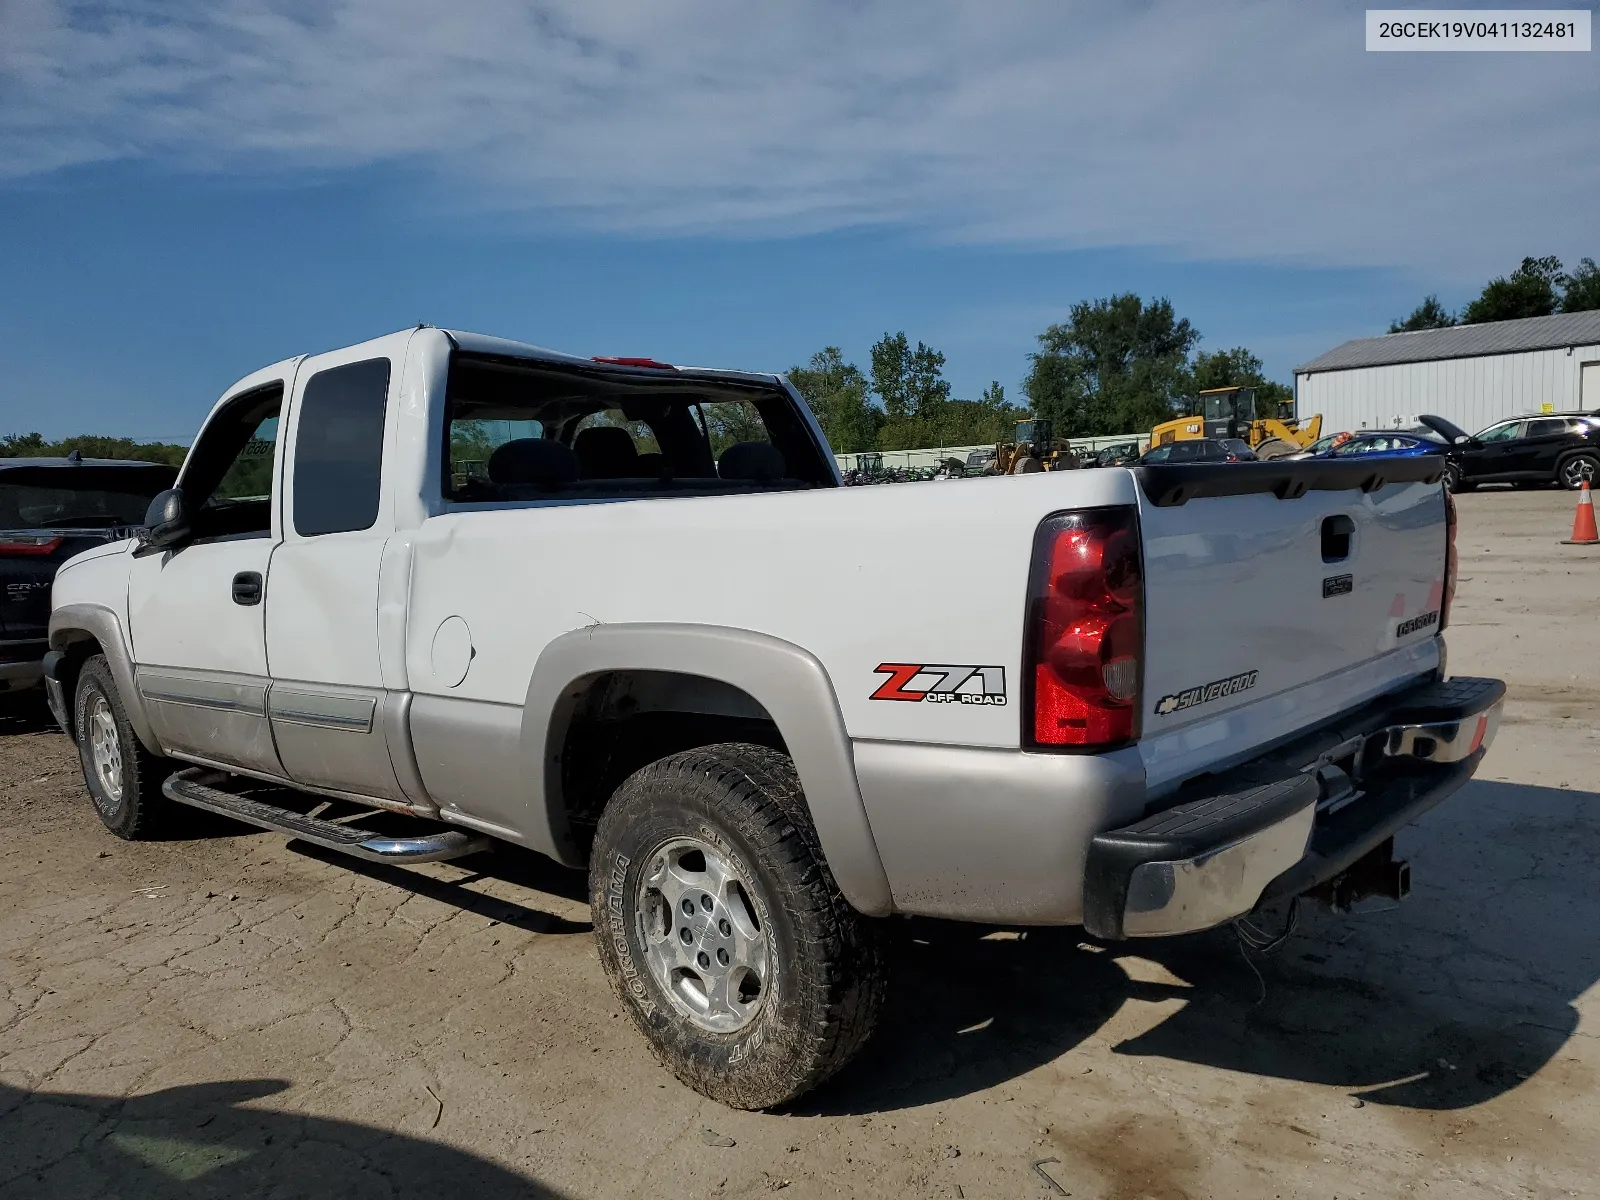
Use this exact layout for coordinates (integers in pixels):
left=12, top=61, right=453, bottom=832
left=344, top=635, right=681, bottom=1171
left=0, top=1079, right=572, bottom=1199
left=291, top=841, right=593, bottom=936
left=0, top=691, right=57, bottom=736
left=806, top=778, right=1597, bottom=1117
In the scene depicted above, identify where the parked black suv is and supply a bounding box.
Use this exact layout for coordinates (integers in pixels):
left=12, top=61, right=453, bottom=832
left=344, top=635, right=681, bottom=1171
left=1415, top=413, right=1600, bottom=492
left=1, top=457, right=177, bottom=692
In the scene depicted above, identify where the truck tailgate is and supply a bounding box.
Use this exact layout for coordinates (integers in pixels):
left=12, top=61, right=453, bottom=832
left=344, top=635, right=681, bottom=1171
left=1135, top=465, right=1448, bottom=794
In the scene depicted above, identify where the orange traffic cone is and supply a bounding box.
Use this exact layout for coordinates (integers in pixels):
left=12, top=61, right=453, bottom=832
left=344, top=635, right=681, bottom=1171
left=1561, top=481, right=1599, bottom=545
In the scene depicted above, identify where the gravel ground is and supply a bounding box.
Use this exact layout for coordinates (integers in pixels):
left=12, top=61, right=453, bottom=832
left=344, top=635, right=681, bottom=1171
left=2, top=488, right=1596, bottom=1199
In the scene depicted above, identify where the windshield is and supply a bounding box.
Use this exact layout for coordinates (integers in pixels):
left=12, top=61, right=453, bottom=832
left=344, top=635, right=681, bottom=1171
left=0, top=468, right=174, bottom=531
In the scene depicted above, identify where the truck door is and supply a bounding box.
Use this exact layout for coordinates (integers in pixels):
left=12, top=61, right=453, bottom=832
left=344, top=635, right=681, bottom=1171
left=263, top=341, right=406, bottom=801
left=126, top=381, right=287, bottom=775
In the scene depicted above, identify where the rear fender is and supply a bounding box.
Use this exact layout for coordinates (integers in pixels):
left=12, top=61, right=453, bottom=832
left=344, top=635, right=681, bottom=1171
left=520, top=623, right=894, bottom=917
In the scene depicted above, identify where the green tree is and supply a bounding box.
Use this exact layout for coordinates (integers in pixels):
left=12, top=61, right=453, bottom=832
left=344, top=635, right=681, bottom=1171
left=1023, top=294, right=1199, bottom=436
left=1560, top=257, right=1600, bottom=313
left=911, top=382, right=1026, bottom=448
left=0, top=432, right=188, bottom=466
left=1389, top=295, right=1457, bottom=333
left=870, top=332, right=961, bottom=450
left=1191, top=347, right=1294, bottom=418
left=869, top=332, right=951, bottom=422
left=1460, top=256, right=1564, bottom=324
left=787, top=347, right=882, bottom=453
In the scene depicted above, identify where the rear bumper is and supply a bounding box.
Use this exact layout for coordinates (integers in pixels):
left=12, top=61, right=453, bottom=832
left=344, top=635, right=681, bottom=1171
left=1082, top=675, right=1504, bottom=939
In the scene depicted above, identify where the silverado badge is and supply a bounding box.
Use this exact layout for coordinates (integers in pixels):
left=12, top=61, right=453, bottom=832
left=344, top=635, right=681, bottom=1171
left=1154, top=670, right=1259, bottom=716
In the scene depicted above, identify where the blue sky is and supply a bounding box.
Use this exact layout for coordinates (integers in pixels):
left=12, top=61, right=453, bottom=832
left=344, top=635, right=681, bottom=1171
left=2, top=2, right=1595, bottom=442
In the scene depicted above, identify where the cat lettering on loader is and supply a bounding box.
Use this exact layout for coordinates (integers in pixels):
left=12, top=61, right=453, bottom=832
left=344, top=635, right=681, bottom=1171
left=1150, top=386, right=1322, bottom=460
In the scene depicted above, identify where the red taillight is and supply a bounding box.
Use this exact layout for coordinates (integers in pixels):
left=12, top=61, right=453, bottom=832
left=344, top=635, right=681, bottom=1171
left=592, top=356, right=676, bottom=369
left=1441, top=490, right=1458, bottom=630
left=1025, top=507, right=1143, bottom=748
left=0, top=535, right=64, bottom=557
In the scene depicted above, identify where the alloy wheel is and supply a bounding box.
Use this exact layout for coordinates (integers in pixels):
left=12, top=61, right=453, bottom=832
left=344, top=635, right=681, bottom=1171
left=636, top=837, right=772, bottom=1034
left=88, top=694, right=124, bottom=805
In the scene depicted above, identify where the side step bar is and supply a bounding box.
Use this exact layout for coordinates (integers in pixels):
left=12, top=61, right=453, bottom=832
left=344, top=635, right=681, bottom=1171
left=163, top=768, right=491, bottom=864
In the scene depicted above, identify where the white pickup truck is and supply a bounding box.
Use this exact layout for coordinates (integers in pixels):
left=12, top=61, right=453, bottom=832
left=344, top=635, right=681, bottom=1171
left=46, top=327, right=1503, bottom=1109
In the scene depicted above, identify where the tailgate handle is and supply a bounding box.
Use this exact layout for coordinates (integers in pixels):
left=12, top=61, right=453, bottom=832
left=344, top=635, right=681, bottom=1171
left=1321, top=515, right=1355, bottom=562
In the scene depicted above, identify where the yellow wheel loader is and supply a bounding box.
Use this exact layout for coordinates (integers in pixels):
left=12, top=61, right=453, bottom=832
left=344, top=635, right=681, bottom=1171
left=992, top=419, right=1080, bottom=474
left=1149, top=386, right=1322, bottom=460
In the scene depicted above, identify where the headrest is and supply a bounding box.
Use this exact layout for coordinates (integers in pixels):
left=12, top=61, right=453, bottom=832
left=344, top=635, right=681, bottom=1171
left=486, top=438, right=579, bottom=488
left=574, top=425, right=640, bottom=478
left=718, top=441, right=786, bottom=483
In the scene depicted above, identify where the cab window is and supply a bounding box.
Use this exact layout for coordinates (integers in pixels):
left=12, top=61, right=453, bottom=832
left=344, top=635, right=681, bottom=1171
left=179, top=384, right=284, bottom=542
left=293, top=358, right=390, bottom=537
left=441, top=353, right=827, bottom=501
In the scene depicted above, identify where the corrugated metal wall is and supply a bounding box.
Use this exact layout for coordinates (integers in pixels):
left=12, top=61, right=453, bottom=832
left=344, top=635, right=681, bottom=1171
left=1295, top=343, right=1600, bottom=434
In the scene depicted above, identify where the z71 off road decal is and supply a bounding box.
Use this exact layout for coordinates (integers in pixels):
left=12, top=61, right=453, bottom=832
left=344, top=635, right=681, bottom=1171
left=1153, top=669, right=1259, bottom=717
left=871, top=664, right=1007, bottom=706
left=1396, top=610, right=1440, bottom=637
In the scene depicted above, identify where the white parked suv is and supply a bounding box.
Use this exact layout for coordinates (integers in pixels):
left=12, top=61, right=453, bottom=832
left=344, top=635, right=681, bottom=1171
left=46, top=327, right=1503, bottom=1108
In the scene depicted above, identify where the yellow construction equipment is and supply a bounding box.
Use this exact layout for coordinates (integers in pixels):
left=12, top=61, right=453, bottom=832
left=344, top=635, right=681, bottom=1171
left=1150, top=386, right=1322, bottom=459
left=993, top=419, right=1080, bottom=474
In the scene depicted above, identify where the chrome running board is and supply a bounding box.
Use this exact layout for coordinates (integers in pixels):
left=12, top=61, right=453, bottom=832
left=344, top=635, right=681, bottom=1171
left=162, top=768, right=491, bottom=864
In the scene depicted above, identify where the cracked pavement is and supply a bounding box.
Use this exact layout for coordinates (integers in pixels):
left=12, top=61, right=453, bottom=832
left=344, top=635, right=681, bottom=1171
left=2, top=489, right=1598, bottom=1198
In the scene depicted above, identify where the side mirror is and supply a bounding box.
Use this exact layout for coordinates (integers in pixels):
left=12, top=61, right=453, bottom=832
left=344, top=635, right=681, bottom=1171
left=141, top=488, right=191, bottom=551
left=1454, top=435, right=1470, bottom=445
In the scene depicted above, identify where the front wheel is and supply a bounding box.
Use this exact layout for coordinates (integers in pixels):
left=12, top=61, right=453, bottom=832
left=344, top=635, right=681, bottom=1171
left=73, top=654, right=177, bottom=839
left=590, top=743, right=885, bottom=1109
left=1559, top=453, right=1598, bottom=490
left=1254, top=437, right=1298, bottom=460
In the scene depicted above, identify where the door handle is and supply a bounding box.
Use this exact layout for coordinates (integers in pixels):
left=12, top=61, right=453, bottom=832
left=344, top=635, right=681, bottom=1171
left=232, top=571, right=263, bottom=606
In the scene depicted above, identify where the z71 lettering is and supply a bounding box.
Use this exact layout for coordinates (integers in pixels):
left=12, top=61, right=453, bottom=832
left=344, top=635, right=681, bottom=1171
left=871, top=663, right=1007, bottom=706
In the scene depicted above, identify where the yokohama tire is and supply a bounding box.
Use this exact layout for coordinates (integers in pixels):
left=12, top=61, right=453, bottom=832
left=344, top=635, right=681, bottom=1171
left=73, top=654, right=177, bottom=839
left=589, top=743, right=886, bottom=1110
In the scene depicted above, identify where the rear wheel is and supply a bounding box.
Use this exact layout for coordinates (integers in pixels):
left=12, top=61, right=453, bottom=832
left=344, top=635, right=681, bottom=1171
left=1558, top=453, right=1597, bottom=490
left=73, top=655, right=177, bottom=839
left=1443, top=461, right=1475, bottom=493
left=1254, top=438, right=1298, bottom=460
left=590, top=743, right=885, bottom=1109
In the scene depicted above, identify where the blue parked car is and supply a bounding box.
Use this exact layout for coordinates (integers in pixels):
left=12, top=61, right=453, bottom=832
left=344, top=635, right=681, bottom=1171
left=1302, top=431, right=1446, bottom=461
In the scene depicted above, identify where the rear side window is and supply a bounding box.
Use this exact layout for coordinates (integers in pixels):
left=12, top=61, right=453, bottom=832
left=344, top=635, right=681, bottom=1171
left=294, top=359, right=390, bottom=536
left=1525, top=418, right=1568, bottom=438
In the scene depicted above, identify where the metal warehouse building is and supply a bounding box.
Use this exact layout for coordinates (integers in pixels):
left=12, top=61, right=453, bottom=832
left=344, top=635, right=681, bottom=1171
left=1295, top=310, right=1600, bottom=436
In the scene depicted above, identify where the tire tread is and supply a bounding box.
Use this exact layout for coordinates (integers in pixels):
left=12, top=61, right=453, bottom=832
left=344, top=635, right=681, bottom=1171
left=590, top=742, right=885, bottom=1108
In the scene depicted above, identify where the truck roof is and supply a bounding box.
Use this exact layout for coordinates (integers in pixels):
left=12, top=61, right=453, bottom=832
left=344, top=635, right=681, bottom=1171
left=442, top=328, right=784, bottom=388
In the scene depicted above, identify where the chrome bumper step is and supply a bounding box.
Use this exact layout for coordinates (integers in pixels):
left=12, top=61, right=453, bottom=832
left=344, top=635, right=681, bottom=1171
left=162, top=768, right=491, bottom=864
left=1082, top=675, right=1506, bottom=941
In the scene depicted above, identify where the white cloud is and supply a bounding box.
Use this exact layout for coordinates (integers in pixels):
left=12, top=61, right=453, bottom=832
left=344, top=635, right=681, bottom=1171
left=2, top=1, right=1594, bottom=273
